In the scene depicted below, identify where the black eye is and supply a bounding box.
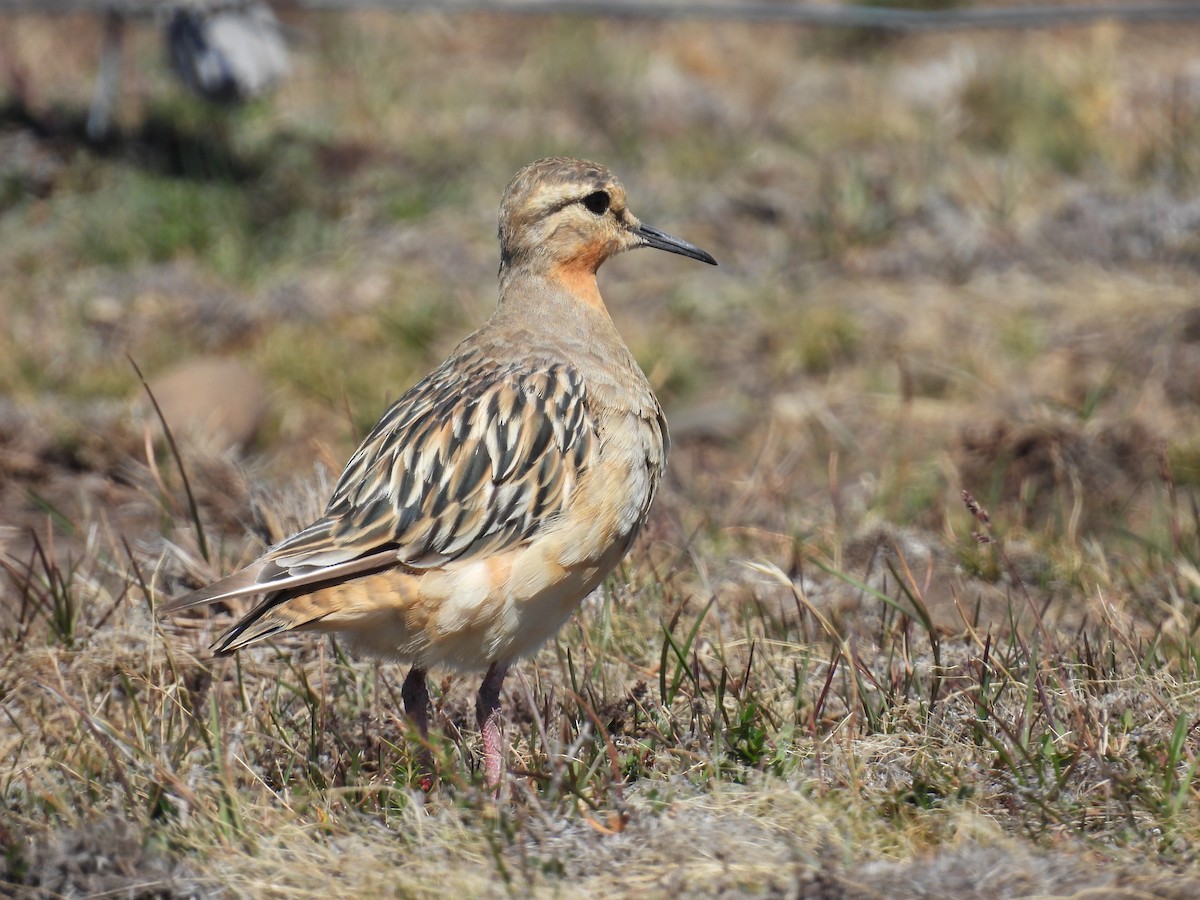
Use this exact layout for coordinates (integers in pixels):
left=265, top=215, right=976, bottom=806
left=582, top=191, right=610, bottom=215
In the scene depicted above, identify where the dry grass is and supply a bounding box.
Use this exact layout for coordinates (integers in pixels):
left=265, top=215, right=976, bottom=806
left=3, top=9, right=1200, bottom=898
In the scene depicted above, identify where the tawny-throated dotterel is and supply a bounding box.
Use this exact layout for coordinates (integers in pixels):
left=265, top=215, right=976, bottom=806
left=161, top=157, right=717, bottom=786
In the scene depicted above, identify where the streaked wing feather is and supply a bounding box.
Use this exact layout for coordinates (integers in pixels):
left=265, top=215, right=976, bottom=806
left=269, top=357, right=596, bottom=573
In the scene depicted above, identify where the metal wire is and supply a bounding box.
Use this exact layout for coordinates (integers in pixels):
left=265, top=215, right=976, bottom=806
left=3, top=0, right=1200, bottom=32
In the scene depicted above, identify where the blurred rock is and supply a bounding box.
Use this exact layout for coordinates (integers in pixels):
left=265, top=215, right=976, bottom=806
left=0, top=128, right=66, bottom=201
left=669, top=398, right=754, bottom=444
left=5, top=815, right=191, bottom=898
left=955, top=416, right=1157, bottom=533
left=1165, top=305, right=1200, bottom=407
left=81, top=261, right=261, bottom=351
left=139, top=356, right=268, bottom=454
left=1037, top=188, right=1200, bottom=267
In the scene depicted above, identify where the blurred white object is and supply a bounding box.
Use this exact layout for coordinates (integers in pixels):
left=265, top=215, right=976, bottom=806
left=167, top=3, right=290, bottom=103
left=86, top=11, right=125, bottom=141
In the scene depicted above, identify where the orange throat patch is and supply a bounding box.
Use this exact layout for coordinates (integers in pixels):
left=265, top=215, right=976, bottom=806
left=550, top=259, right=606, bottom=311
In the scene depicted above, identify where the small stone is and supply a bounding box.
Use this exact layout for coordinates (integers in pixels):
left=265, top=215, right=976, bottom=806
left=138, top=356, right=268, bottom=454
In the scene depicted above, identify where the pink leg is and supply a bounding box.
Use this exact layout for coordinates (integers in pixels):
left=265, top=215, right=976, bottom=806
left=476, top=661, right=509, bottom=788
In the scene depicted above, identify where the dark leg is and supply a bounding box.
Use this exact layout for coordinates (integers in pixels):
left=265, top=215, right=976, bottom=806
left=476, top=661, right=509, bottom=788
left=401, top=666, right=430, bottom=736
left=401, top=666, right=436, bottom=788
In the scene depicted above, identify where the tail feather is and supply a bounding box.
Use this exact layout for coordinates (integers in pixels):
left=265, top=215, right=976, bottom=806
left=159, top=560, right=278, bottom=613
left=213, top=567, right=423, bottom=656
left=159, top=548, right=408, bottom=614
left=212, top=597, right=328, bottom=655
left=162, top=548, right=423, bottom=659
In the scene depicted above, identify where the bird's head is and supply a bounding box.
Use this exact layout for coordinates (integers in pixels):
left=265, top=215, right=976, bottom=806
left=498, top=157, right=717, bottom=278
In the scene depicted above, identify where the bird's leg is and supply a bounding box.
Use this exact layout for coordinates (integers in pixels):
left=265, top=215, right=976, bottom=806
left=476, top=661, right=510, bottom=788
left=401, top=666, right=431, bottom=735
left=401, top=666, right=434, bottom=788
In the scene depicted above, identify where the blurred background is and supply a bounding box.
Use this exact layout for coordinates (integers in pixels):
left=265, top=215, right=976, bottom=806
left=5, top=2, right=1200, bottom=894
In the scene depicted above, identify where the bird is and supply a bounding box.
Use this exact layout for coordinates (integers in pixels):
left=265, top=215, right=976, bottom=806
left=160, top=157, right=717, bottom=787
left=166, top=3, right=290, bottom=105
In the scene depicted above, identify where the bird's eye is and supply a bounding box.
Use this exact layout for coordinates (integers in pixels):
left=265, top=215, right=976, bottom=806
left=582, top=191, right=610, bottom=216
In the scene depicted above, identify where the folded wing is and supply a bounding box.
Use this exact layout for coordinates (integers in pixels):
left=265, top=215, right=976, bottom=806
left=161, top=355, right=596, bottom=614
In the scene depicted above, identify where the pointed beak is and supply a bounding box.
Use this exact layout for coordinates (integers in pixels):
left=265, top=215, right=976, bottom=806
left=634, top=223, right=718, bottom=266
